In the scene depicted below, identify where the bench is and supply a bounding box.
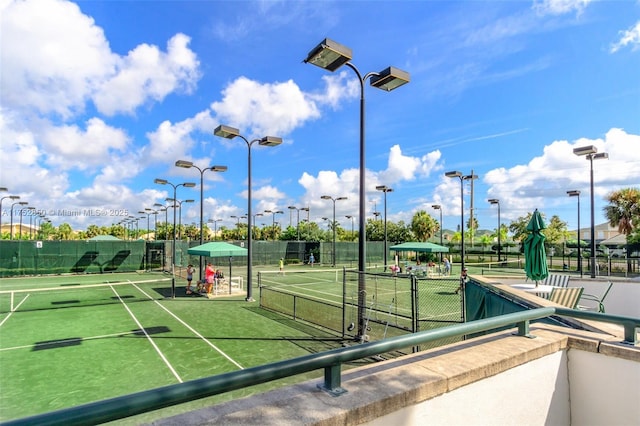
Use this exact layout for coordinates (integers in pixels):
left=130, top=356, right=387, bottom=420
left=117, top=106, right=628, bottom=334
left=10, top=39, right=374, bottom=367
left=542, top=274, right=570, bottom=288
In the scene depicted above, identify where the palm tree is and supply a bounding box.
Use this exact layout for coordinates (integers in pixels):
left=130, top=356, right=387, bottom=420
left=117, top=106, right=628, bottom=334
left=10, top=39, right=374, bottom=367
left=604, top=187, right=640, bottom=271
left=411, top=210, right=438, bottom=242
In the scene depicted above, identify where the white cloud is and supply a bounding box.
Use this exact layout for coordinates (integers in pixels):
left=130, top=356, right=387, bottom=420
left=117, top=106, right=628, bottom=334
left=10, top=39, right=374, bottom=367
left=480, top=128, right=640, bottom=220
left=610, top=20, right=640, bottom=53
left=532, top=0, right=592, bottom=16
left=94, top=33, right=201, bottom=116
left=1, top=0, right=115, bottom=118
left=1, top=0, right=201, bottom=118
left=210, top=77, right=321, bottom=138
left=41, top=118, right=130, bottom=170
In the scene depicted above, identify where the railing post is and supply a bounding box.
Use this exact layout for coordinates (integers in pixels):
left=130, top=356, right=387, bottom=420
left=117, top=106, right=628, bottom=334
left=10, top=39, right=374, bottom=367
left=623, top=321, right=638, bottom=345
left=318, top=364, right=347, bottom=396
left=517, top=319, right=534, bottom=338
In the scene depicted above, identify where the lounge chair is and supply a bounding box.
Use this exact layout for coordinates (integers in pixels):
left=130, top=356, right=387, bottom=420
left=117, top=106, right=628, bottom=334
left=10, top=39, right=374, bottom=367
left=578, top=281, right=613, bottom=313
left=548, top=287, right=584, bottom=309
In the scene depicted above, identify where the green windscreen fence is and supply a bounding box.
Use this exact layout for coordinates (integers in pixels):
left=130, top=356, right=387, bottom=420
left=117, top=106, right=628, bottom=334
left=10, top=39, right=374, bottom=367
left=0, top=241, right=149, bottom=277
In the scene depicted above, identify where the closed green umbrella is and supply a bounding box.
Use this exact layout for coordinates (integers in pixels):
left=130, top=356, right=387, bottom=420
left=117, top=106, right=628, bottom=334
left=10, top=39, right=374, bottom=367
left=524, top=209, right=549, bottom=285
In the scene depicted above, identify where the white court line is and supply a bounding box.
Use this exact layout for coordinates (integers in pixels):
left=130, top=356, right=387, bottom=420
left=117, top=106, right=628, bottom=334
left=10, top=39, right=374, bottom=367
left=0, top=294, right=31, bottom=327
left=111, top=285, right=183, bottom=383
left=131, top=281, right=244, bottom=370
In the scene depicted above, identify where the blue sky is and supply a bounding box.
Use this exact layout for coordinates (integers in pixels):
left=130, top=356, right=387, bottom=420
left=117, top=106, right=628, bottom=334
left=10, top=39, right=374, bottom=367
left=1, top=0, right=639, bottom=235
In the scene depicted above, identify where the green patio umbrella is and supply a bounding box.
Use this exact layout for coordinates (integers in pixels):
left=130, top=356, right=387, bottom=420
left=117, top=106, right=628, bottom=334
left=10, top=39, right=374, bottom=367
left=524, top=209, right=549, bottom=285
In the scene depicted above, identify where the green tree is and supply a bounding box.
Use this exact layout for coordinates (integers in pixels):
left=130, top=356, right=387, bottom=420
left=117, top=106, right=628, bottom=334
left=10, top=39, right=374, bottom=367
left=411, top=210, right=438, bottom=242
left=57, top=223, right=74, bottom=240
left=604, top=187, right=640, bottom=269
left=544, top=215, right=570, bottom=244
left=604, top=187, right=639, bottom=240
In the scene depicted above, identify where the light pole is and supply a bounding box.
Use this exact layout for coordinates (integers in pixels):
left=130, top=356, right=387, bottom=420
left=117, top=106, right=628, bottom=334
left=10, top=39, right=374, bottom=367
left=345, top=215, right=355, bottom=240
left=573, top=145, right=608, bottom=278
left=10, top=201, right=28, bottom=240
left=138, top=210, right=152, bottom=240
left=154, top=179, right=195, bottom=298
left=145, top=208, right=159, bottom=239
left=432, top=204, right=443, bottom=263
left=153, top=203, right=170, bottom=239
left=252, top=213, right=263, bottom=240
left=376, top=185, right=393, bottom=271
left=214, top=125, right=282, bottom=302
left=264, top=210, right=283, bottom=240
left=445, top=171, right=477, bottom=272
left=305, top=39, right=409, bottom=340
left=167, top=198, right=194, bottom=240
left=288, top=206, right=301, bottom=240
left=208, top=219, right=222, bottom=241
left=321, top=195, right=347, bottom=267
left=1, top=194, right=20, bottom=234
left=567, top=190, right=582, bottom=277
left=19, top=206, right=35, bottom=239
left=176, top=160, right=227, bottom=280
left=488, top=199, right=501, bottom=262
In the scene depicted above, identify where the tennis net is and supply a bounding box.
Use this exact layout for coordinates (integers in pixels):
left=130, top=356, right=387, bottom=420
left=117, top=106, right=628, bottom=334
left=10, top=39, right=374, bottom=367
left=0, top=277, right=172, bottom=313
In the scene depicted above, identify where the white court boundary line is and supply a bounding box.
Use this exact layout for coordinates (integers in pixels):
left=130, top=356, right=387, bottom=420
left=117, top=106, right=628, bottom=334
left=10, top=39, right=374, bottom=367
left=130, top=281, right=244, bottom=370
left=110, top=285, right=183, bottom=383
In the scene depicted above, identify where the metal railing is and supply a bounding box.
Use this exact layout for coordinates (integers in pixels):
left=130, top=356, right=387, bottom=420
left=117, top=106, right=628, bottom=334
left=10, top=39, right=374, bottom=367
left=4, top=307, right=638, bottom=426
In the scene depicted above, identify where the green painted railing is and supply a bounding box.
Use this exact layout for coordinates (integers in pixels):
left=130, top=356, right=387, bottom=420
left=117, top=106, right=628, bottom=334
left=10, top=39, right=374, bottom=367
left=4, top=307, right=638, bottom=426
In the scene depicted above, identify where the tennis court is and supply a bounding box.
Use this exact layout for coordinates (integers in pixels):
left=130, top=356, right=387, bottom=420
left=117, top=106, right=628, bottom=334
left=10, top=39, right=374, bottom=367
left=0, top=271, right=350, bottom=423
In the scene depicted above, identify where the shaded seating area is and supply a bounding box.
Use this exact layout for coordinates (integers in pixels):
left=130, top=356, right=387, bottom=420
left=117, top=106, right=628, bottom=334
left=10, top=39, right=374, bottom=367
left=578, top=281, right=613, bottom=313
left=548, top=287, right=584, bottom=309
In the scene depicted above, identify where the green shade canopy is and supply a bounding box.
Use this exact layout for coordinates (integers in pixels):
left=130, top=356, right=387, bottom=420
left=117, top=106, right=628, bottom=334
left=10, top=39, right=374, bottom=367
left=524, top=209, right=549, bottom=283
left=187, top=242, right=248, bottom=257
left=88, top=235, right=121, bottom=241
left=389, top=242, right=449, bottom=253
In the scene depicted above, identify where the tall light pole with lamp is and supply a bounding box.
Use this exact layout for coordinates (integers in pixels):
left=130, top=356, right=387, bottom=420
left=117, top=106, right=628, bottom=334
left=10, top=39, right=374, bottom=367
left=252, top=213, right=263, bottom=240
left=175, top=160, right=227, bottom=281
left=573, top=145, right=608, bottom=278
left=1, top=194, right=20, bottom=233
left=567, top=190, right=582, bottom=277
left=153, top=203, right=171, bottom=239
left=207, top=218, right=222, bottom=241
left=154, top=179, right=195, bottom=298
left=431, top=204, right=443, bottom=263
left=288, top=206, right=301, bottom=241
left=10, top=201, right=28, bottom=240
left=445, top=171, right=477, bottom=272
left=345, top=215, right=355, bottom=240
left=19, top=206, right=35, bottom=239
left=264, top=209, right=283, bottom=240
left=321, top=195, right=347, bottom=267
left=488, top=199, right=501, bottom=262
left=376, top=185, right=393, bottom=271
left=214, top=125, right=281, bottom=302
left=167, top=198, right=194, bottom=240
left=305, top=38, right=409, bottom=341
left=145, top=208, right=159, bottom=239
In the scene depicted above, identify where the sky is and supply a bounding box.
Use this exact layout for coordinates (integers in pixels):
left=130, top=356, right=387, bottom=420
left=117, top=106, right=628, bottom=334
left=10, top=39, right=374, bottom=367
left=1, top=0, right=639, bottom=236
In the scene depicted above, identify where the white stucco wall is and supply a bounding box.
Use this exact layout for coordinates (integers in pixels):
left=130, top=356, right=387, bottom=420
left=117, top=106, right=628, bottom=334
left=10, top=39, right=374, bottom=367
left=367, top=351, right=570, bottom=426
left=366, top=348, right=639, bottom=426
left=569, top=349, right=640, bottom=426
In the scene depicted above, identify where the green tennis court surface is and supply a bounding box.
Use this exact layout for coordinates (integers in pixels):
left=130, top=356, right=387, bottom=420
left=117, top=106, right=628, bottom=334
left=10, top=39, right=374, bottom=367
left=0, top=272, right=351, bottom=423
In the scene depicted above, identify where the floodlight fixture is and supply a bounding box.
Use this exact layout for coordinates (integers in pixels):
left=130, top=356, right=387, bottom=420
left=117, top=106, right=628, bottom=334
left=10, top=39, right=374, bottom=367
left=573, top=145, right=597, bottom=156
left=369, top=66, right=410, bottom=91
left=303, top=38, right=353, bottom=72
left=213, top=125, right=241, bottom=139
